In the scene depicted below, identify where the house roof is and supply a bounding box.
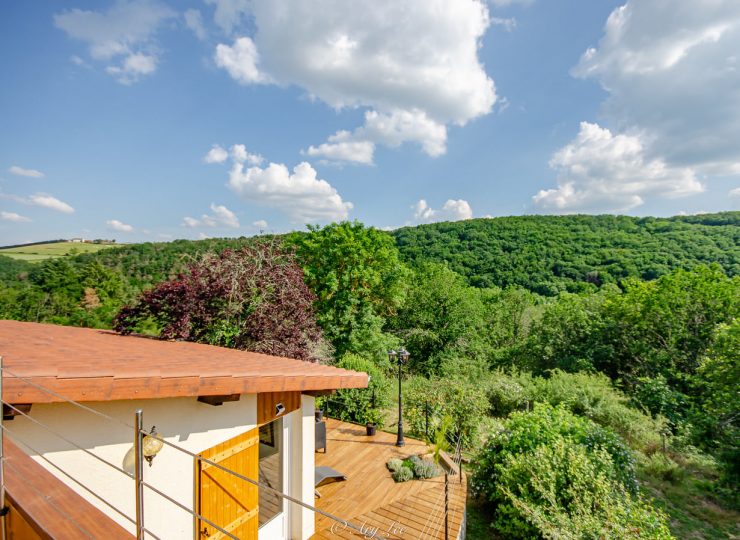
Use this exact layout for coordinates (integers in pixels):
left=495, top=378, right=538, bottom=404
left=0, top=321, right=368, bottom=404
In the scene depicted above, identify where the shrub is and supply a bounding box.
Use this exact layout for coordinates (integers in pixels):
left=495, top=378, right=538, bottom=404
left=322, top=353, right=391, bottom=426
left=413, top=459, right=441, bottom=479
left=386, top=459, right=403, bottom=473
left=471, top=404, right=666, bottom=538
left=392, top=466, right=414, bottom=483
left=404, top=375, right=488, bottom=449
left=497, top=438, right=674, bottom=539
left=640, top=453, right=685, bottom=484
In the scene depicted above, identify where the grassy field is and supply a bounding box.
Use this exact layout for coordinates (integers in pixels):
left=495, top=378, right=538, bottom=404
left=0, top=241, right=116, bottom=261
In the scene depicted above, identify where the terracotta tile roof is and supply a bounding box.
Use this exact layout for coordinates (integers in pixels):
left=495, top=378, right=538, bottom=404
left=0, top=321, right=368, bottom=404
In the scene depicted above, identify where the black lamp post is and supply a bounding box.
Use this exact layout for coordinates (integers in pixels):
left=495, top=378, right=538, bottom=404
left=389, top=347, right=410, bottom=447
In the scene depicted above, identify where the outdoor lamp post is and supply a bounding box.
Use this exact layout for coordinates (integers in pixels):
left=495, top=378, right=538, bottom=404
left=389, top=347, right=410, bottom=447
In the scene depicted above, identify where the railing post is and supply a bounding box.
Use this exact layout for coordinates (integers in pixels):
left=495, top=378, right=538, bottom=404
left=134, top=409, right=145, bottom=540
left=444, top=472, right=449, bottom=540
left=1, top=356, right=6, bottom=540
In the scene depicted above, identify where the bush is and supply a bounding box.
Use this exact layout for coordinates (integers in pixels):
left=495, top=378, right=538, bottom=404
left=322, top=353, right=391, bottom=426
left=413, top=459, right=441, bottom=479
left=404, top=375, right=488, bottom=449
left=471, top=404, right=669, bottom=538
left=640, top=453, right=686, bottom=484
left=497, top=438, right=674, bottom=539
left=386, top=458, right=403, bottom=473
left=392, top=466, right=414, bottom=483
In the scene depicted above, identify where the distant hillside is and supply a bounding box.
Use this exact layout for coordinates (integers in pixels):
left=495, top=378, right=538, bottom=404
left=392, top=212, right=739, bottom=295
left=1, top=213, right=737, bottom=297
left=0, top=241, right=116, bottom=262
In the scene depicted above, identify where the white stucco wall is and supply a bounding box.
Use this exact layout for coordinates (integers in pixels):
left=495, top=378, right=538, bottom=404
left=6, top=395, right=270, bottom=539
left=290, top=395, right=315, bottom=540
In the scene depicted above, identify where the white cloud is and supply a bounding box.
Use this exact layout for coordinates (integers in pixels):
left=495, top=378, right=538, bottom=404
left=206, top=0, right=251, bottom=35
left=305, top=109, right=447, bottom=164
left=488, top=0, right=533, bottom=6
left=730, top=187, right=740, bottom=198
left=105, top=53, right=157, bottom=85
left=533, top=122, right=703, bottom=213
left=491, top=17, right=517, bottom=32
left=54, top=0, right=175, bottom=84
left=304, top=131, right=376, bottom=165
left=229, top=161, right=352, bottom=223
left=8, top=165, right=44, bottom=178
left=215, top=1, right=496, bottom=163
left=1, top=211, right=31, bottom=223
left=204, top=145, right=229, bottom=164
left=183, top=203, right=240, bottom=228
left=28, top=193, right=75, bottom=214
left=215, top=37, right=267, bottom=84
left=230, top=144, right=263, bottom=165
left=106, top=219, right=134, bottom=232
left=184, top=9, right=206, bottom=41
left=573, top=0, right=740, bottom=175
left=413, top=199, right=473, bottom=223
left=253, top=219, right=268, bottom=230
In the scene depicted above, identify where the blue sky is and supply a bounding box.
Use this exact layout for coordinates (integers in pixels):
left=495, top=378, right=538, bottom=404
left=1, top=0, right=739, bottom=244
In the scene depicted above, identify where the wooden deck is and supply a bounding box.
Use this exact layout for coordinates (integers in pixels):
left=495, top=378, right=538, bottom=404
left=311, top=419, right=466, bottom=540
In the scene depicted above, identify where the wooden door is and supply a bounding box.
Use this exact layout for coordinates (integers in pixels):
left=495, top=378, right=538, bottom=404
left=197, top=428, right=259, bottom=540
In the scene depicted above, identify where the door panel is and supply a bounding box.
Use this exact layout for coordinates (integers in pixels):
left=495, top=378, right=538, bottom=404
left=198, top=428, right=259, bottom=540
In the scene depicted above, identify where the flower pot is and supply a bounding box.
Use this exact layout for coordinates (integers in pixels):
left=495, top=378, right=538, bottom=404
left=315, top=409, right=324, bottom=422
left=366, top=423, right=377, bottom=436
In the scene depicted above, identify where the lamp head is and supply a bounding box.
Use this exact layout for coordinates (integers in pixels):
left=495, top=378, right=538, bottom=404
left=387, top=349, right=397, bottom=362
left=397, top=347, right=410, bottom=363
left=142, top=426, right=164, bottom=467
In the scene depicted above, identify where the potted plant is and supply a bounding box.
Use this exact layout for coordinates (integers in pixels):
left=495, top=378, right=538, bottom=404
left=364, top=408, right=384, bottom=436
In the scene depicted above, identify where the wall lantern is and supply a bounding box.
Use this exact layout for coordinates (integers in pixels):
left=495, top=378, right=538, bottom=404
left=142, top=426, right=164, bottom=467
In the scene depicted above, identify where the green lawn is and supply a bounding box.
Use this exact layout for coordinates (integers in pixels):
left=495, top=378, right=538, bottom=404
left=0, top=241, right=116, bottom=261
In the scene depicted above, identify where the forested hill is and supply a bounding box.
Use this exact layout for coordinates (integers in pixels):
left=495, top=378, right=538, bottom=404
left=392, top=212, right=739, bottom=295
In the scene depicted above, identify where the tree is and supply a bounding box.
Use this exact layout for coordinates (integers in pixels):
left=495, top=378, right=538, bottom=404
left=291, top=221, right=408, bottom=362
left=115, top=241, right=329, bottom=362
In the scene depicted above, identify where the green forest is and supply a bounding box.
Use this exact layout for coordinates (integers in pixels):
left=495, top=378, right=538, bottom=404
left=0, top=212, right=738, bottom=539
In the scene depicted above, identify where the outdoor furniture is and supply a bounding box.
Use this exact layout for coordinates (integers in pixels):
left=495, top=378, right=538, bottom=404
left=314, top=465, right=346, bottom=498
left=315, top=418, right=327, bottom=453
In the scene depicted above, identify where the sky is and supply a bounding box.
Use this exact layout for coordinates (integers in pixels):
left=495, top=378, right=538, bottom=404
left=1, top=0, right=739, bottom=244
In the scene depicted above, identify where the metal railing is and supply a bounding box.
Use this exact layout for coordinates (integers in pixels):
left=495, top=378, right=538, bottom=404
left=0, top=358, right=390, bottom=540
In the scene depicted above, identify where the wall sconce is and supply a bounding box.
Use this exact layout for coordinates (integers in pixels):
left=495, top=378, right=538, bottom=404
left=275, top=402, right=286, bottom=416
left=142, top=426, right=164, bottom=467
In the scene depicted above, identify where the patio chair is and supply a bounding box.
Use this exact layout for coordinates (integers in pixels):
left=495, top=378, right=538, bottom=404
left=314, top=466, right=346, bottom=498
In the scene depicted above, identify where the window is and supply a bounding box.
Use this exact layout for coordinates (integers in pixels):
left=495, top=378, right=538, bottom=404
left=258, top=418, right=283, bottom=527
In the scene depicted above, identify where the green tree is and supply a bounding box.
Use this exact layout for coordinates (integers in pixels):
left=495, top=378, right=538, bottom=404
left=292, top=221, right=408, bottom=362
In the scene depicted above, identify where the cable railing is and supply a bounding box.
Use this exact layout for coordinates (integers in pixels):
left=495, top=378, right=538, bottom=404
left=0, top=361, right=391, bottom=540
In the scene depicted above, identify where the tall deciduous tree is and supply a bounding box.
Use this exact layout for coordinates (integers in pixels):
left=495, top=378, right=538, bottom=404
left=291, top=221, right=408, bottom=361
left=114, top=241, right=329, bottom=362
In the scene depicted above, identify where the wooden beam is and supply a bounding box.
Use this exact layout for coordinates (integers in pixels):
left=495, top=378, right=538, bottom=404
left=3, top=404, right=32, bottom=421
left=197, top=394, right=240, bottom=406
left=303, top=390, right=336, bottom=397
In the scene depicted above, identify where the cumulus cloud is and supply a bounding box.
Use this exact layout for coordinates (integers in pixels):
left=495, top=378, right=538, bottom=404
left=28, top=193, right=75, bottom=214
left=573, top=0, right=740, bottom=175
left=1, top=211, right=31, bottom=223
left=215, top=1, right=496, bottom=163
left=54, top=0, right=175, bottom=84
left=206, top=0, right=251, bottom=35
left=413, top=199, right=473, bottom=223
left=106, top=219, right=134, bottom=232
left=205, top=143, right=352, bottom=222
left=230, top=144, right=263, bottom=165
left=253, top=219, right=268, bottom=230
left=203, top=145, right=229, bottom=164
left=215, top=37, right=268, bottom=84
left=228, top=161, right=352, bottom=223
left=183, top=203, right=240, bottom=228
left=533, top=122, right=703, bottom=213
left=184, top=8, right=206, bottom=41
left=305, top=109, right=448, bottom=165
left=8, top=165, right=44, bottom=178
left=730, top=187, right=740, bottom=198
